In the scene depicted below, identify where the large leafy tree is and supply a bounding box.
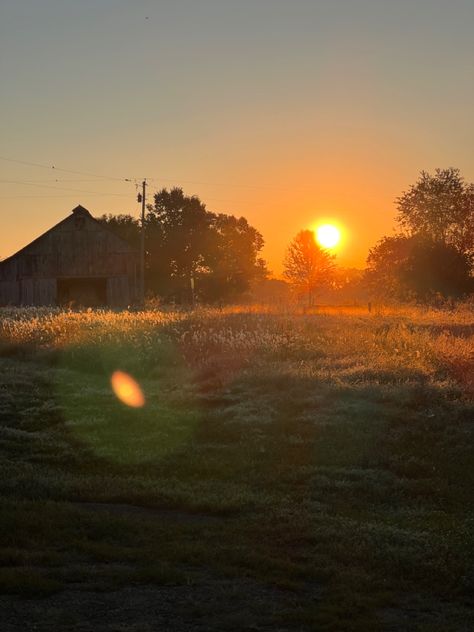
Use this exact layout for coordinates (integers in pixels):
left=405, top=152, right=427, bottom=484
left=203, top=214, right=267, bottom=301
left=396, top=168, right=474, bottom=255
left=100, top=188, right=267, bottom=302
left=283, top=230, right=336, bottom=305
left=145, top=188, right=267, bottom=301
left=145, top=188, right=214, bottom=298
left=368, top=168, right=474, bottom=301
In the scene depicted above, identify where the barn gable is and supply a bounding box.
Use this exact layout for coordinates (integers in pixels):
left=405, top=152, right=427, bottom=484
left=0, top=205, right=138, bottom=307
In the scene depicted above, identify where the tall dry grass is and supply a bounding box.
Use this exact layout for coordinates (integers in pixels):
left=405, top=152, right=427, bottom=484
left=0, top=303, right=472, bottom=395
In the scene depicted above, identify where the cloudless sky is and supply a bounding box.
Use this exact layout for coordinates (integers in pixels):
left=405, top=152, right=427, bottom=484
left=1, top=0, right=473, bottom=274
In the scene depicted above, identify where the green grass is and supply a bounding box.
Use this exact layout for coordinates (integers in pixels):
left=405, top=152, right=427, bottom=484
left=0, top=305, right=473, bottom=630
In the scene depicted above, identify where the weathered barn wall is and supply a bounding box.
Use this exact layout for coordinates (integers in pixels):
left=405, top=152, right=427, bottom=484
left=107, top=276, right=131, bottom=307
left=19, top=278, right=57, bottom=306
left=0, top=279, right=20, bottom=305
left=0, top=206, right=137, bottom=307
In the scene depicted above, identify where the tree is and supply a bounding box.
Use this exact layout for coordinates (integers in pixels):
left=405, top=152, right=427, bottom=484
left=366, top=234, right=473, bottom=301
left=203, top=214, right=267, bottom=301
left=396, top=168, right=474, bottom=256
left=99, top=188, right=267, bottom=303
left=367, top=168, right=474, bottom=302
left=401, top=238, right=473, bottom=299
left=283, top=230, right=336, bottom=305
left=366, top=235, right=413, bottom=299
left=145, top=188, right=267, bottom=302
left=97, top=214, right=140, bottom=249
left=145, top=188, right=214, bottom=299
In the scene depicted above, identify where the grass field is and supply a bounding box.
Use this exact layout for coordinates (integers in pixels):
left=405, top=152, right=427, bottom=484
left=0, top=304, right=473, bottom=631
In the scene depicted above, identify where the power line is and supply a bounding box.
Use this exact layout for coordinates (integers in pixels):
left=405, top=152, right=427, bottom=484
left=0, top=189, right=264, bottom=206
left=0, top=154, right=296, bottom=192
left=0, top=194, right=130, bottom=199
left=145, top=176, right=281, bottom=190
left=139, top=179, right=147, bottom=306
left=0, top=178, right=130, bottom=184
left=0, top=153, right=282, bottom=208
left=0, top=178, right=265, bottom=206
left=0, top=179, right=130, bottom=196
left=0, top=156, right=131, bottom=182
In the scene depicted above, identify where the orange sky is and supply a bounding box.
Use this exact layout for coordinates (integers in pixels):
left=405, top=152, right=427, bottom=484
left=1, top=1, right=473, bottom=276
left=2, top=150, right=471, bottom=278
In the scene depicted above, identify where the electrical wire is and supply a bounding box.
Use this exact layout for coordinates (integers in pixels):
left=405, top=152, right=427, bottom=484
left=0, top=179, right=130, bottom=196
left=144, top=176, right=280, bottom=190
left=0, top=156, right=131, bottom=182
left=0, top=154, right=292, bottom=192
left=0, top=179, right=130, bottom=184
left=0, top=154, right=278, bottom=204
left=0, top=194, right=129, bottom=199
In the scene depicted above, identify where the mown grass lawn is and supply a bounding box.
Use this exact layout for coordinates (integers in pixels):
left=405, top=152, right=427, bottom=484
left=0, top=305, right=473, bottom=631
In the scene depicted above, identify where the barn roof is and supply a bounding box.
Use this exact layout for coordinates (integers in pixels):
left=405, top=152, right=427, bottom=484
left=0, top=205, right=136, bottom=266
left=71, top=204, right=92, bottom=216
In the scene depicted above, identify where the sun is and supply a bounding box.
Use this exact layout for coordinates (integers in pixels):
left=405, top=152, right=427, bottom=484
left=316, top=224, right=341, bottom=249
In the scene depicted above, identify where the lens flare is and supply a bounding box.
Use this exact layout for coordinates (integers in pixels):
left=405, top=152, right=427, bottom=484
left=110, top=370, right=145, bottom=408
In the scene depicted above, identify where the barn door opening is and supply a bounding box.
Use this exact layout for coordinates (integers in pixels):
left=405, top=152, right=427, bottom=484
left=57, top=278, right=107, bottom=307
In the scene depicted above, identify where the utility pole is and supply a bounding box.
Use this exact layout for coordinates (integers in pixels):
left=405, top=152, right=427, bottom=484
left=139, top=179, right=147, bottom=307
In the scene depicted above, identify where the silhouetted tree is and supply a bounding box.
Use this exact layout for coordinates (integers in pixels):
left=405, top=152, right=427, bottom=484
left=396, top=168, right=474, bottom=256
left=367, top=168, right=474, bottom=302
left=367, top=234, right=473, bottom=301
left=202, top=214, right=267, bottom=301
left=98, top=191, right=267, bottom=303
left=141, top=187, right=267, bottom=302
left=145, top=188, right=213, bottom=300
left=97, top=214, right=140, bottom=249
left=283, top=230, right=336, bottom=305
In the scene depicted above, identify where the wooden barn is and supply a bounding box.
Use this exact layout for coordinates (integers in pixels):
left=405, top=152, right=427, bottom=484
left=0, top=205, right=138, bottom=308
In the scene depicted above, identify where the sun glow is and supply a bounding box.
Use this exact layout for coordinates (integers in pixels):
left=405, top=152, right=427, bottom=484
left=316, top=224, right=341, bottom=249
left=110, top=370, right=145, bottom=408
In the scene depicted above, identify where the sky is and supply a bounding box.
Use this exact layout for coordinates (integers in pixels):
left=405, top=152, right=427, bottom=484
left=1, top=0, right=473, bottom=275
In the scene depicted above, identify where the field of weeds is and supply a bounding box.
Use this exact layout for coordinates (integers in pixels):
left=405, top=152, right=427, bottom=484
left=0, top=304, right=473, bottom=631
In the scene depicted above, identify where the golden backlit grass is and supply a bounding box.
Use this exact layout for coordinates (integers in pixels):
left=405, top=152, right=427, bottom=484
left=0, top=302, right=472, bottom=391
left=0, top=303, right=472, bottom=630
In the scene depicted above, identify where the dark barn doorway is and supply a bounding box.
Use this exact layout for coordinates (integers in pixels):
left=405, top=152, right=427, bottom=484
left=57, top=278, right=107, bottom=307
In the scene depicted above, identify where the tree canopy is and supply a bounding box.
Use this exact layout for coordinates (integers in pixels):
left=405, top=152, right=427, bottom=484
left=283, top=230, right=336, bottom=305
left=201, top=213, right=267, bottom=301
left=99, top=187, right=267, bottom=303
left=367, top=168, right=474, bottom=301
left=367, top=234, right=473, bottom=301
left=396, top=168, right=474, bottom=255
left=98, top=213, right=140, bottom=250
